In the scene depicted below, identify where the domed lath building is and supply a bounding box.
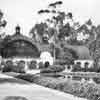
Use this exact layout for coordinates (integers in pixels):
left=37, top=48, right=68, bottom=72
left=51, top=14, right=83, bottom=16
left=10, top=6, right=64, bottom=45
left=0, top=25, right=53, bottom=70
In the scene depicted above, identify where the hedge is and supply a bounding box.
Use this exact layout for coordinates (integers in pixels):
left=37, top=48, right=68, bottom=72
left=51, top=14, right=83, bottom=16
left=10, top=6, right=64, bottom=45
left=40, top=65, right=65, bottom=73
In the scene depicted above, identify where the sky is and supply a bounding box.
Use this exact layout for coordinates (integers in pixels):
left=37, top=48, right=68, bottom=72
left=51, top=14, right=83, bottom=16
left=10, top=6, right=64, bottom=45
left=0, top=0, right=100, bottom=36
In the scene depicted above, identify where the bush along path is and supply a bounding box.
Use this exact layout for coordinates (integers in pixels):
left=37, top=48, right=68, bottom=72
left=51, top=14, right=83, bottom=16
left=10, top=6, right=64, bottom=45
left=15, top=74, right=100, bottom=100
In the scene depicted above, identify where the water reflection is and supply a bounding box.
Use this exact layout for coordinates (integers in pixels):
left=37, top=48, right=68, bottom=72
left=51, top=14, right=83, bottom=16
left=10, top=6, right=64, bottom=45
left=4, top=96, right=28, bottom=100
left=0, top=78, right=30, bottom=84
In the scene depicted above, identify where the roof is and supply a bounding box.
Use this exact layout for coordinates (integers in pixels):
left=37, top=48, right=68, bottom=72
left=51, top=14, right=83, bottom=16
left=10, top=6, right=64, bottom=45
left=64, top=44, right=92, bottom=60
left=2, top=32, right=53, bottom=54
left=73, top=46, right=91, bottom=59
left=8, top=33, right=36, bottom=45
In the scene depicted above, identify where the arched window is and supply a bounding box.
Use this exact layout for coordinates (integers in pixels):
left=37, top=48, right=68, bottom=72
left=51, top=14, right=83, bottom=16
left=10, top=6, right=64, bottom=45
left=38, top=62, right=44, bottom=69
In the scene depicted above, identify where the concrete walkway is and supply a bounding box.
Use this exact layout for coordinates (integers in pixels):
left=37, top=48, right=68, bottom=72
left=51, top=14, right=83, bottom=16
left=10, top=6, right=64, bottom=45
left=0, top=73, right=87, bottom=100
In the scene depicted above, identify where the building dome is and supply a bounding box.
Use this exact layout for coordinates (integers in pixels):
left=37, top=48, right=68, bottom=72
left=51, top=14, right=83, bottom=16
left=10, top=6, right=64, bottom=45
left=1, top=26, right=40, bottom=58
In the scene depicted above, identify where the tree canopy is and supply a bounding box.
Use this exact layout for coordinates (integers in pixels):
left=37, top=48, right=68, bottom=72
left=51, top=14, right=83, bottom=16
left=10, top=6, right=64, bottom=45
left=30, top=1, right=97, bottom=45
left=0, top=10, right=7, bottom=39
left=29, top=1, right=100, bottom=65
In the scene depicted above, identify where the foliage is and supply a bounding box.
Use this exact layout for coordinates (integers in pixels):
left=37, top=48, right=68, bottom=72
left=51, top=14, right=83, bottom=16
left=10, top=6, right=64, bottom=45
left=16, top=74, right=100, bottom=100
left=72, top=64, right=82, bottom=72
left=16, top=74, right=38, bottom=82
left=30, top=1, right=98, bottom=46
left=38, top=62, right=44, bottom=69
left=2, top=60, right=25, bottom=73
left=30, top=22, right=48, bottom=43
left=28, top=60, right=37, bottom=69
left=29, top=1, right=100, bottom=64
left=58, top=23, right=72, bottom=39
left=49, top=64, right=65, bottom=72
left=88, top=39, right=100, bottom=69
left=40, top=64, right=65, bottom=73
left=29, top=1, right=100, bottom=66
left=30, top=1, right=73, bottom=43
left=11, top=65, right=25, bottom=73
left=55, top=47, right=77, bottom=65
left=2, top=60, right=13, bottom=72
left=0, top=10, right=7, bottom=38
left=30, top=22, right=48, bottom=36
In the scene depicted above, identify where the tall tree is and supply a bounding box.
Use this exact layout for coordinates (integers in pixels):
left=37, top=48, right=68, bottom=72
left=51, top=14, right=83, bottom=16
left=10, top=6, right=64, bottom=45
left=0, top=10, right=7, bottom=38
left=30, top=22, right=48, bottom=42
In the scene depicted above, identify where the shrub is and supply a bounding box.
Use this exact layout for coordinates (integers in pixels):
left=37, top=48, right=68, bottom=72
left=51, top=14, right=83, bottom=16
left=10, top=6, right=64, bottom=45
left=49, top=65, right=65, bottom=72
left=29, top=60, right=37, bottom=69
left=17, top=60, right=25, bottom=69
left=40, top=65, right=65, bottom=73
left=2, top=60, right=25, bottom=73
left=11, top=65, right=25, bottom=73
left=54, top=59, right=67, bottom=65
left=38, top=62, right=44, bottom=69
left=88, top=67, right=95, bottom=72
left=12, top=60, right=26, bottom=73
left=72, top=64, right=82, bottom=72
left=2, top=66, right=11, bottom=72
left=16, top=74, right=37, bottom=82
left=40, top=68, right=52, bottom=73
left=93, top=78, right=100, bottom=84
left=2, top=60, right=13, bottom=72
